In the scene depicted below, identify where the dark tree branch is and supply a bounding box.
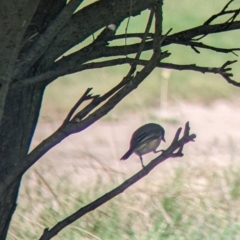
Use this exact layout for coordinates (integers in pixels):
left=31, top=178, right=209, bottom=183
left=160, top=60, right=240, bottom=87
left=62, top=88, right=99, bottom=125
left=14, top=0, right=84, bottom=78
left=14, top=53, right=169, bottom=86
left=127, top=7, right=155, bottom=77
left=1, top=0, right=238, bottom=200
left=110, top=20, right=240, bottom=45
left=0, top=2, right=165, bottom=196
left=57, top=20, right=240, bottom=71
left=9, top=1, right=240, bottom=88
left=19, top=0, right=66, bottom=56
left=71, top=78, right=129, bottom=122
left=25, top=20, right=240, bottom=86
left=92, top=20, right=121, bottom=47
left=166, top=20, right=240, bottom=42
left=194, top=0, right=240, bottom=41
left=17, top=56, right=239, bottom=89
left=13, top=14, right=240, bottom=87
left=0, top=1, right=40, bottom=126
left=108, top=32, right=154, bottom=41
left=219, top=60, right=240, bottom=86
left=204, top=0, right=239, bottom=25
left=38, top=122, right=196, bottom=240
left=35, top=0, right=240, bottom=74
left=175, top=40, right=240, bottom=56
left=38, top=0, right=160, bottom=70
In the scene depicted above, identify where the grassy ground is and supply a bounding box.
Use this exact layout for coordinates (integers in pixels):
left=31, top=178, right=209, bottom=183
left=10, top=152, right=240, bottom=240
left=8, top=0, right=240, bottom=239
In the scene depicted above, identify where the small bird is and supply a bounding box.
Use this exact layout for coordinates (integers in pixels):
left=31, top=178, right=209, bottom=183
left=120, top=123, right=165, bottom=168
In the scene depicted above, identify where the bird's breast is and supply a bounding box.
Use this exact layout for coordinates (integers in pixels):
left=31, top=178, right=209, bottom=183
left=134, top=138, right=161, bottom=156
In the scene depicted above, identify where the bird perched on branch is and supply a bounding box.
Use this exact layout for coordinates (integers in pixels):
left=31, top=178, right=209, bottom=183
left=120, top=123, right=165, bottom=168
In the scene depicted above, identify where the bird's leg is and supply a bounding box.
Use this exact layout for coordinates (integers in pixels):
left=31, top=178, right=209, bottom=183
left=139, top=156, right=145, bottom=168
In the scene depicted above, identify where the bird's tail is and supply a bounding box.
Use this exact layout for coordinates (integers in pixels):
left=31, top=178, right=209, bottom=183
left=120, top=148, right=134, bottom=161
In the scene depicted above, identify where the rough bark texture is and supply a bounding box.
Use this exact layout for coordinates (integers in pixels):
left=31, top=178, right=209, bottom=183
left=0, top=0, right=65, bottom=238
left=0, top=0, right=39, bottom=125
left=0, top=1, right=39, bottom=238
left=0, top=85, right=45, bottom=239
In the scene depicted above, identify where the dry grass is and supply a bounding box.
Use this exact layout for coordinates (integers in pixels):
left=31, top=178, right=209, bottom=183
left=10, top=152, right=240, bottom=239
left=9, top=100, right=240, bottom=240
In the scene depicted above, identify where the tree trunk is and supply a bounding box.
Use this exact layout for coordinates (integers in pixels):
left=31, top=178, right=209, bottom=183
left=0, top=84, right=44, bottom=239
left=0, top=1, right=69, bottom=238
left=0, top=181, right=21, bottom=239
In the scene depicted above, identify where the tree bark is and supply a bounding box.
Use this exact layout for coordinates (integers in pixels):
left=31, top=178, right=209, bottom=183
left=0, top=181, right=21, bottom=239
left=0, top=84, right=44, bottom=239
left=0, top=1, right=70, bottom=238
left=0, top=1, right=66, bottom=238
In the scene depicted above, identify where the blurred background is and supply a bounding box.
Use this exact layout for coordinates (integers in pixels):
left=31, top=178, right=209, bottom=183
left=9, top=0, right=240, bottom=239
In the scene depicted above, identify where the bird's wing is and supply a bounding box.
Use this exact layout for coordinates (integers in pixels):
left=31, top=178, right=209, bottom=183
left=131, top=130, right=159, bottom=147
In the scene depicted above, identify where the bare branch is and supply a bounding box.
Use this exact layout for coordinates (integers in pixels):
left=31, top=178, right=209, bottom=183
left=204, top=0, right=239, bottom=25
left=13, top=52, right=169, bottom=86
left=10, top=2, right=240, bottom=89
left=170, top=127, right=182, bottom=146
left=127, top=7, right=155, bottom=77
left=14, top=0, right=84, bottom=78
left=109, top=21, right=240, bottom=45
left=37, top=0, right=160, bottom=70
left=175, top=40, right=240, bottom=56
left=16, top=55, right=239, bottom=91
left=71, top=79, right=128, bottom=122
left=36, top=20, right=240, bottom=83
left=195, top=1, right=240, bottom=40
left=124, top=0, right=133, bottom=56
left=160, top=60, right=240, bottom=87
left=1, top=1, right=166, bottom=196
left=109, top=33, right=154, bottom=41
left=39, top=122, right=196, bottom=240
left=62, top=88, right=98, bottom=125
left=219, top=60, right=240, bottom=86
left=14, top=16, right=240, bottom=87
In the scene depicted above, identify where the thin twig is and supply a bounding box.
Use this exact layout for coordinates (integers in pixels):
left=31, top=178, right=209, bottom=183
left=62, top=88, right=98, bottom=125
left=110, top=33, right=154, bottom=41
left=125, top=0, right=133, bottom=57
left=126, top=7, right=155, bottom=77
left=196, top=0, right=240, bottom=40
left=72, top=79, right=128, bottom=122
left=158, top=61, right=239, bottom=87
left=219, top=60, right=240, bottom=86
left=204, top=0, right=237, bottom=25
left=176, top=40, right=240, bottom=56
